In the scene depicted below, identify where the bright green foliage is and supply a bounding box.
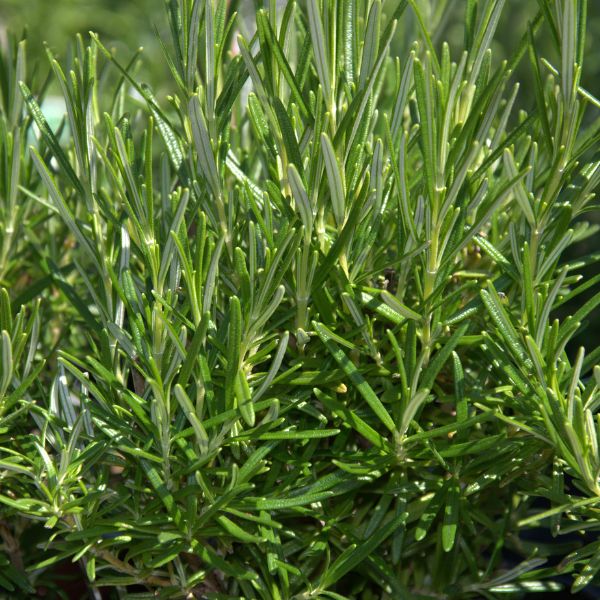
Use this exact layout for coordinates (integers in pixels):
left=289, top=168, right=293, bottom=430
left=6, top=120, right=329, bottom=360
left=1, top=0, right=600, bottom=597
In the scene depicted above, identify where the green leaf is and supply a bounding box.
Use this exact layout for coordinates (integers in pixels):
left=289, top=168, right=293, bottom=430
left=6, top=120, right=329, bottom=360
left=528, top=25, right=554, bottom=155
left=481, top=284, right=532, bottom=369
left=235, top=428, right=339, bottom=441
left=359, top=290, right=405, bottom=325
left=19, top=82, right=84, bottom=196
left=343, top=0, right=357, bottom=85
left=256, top=491, right=335, bottom=510
left=452, top=352, right=468, bottom=433
left=314, top=388, right=391, bottom=452
left=189, top=94, right=220, bottom=197
left=0, top=330, right=12, bottom=397
left=320, top=512, right=407, bottom=589
left=399, top=389, right=430, bottom=438
left=29, top=148, right=99, bottom=271
left=380, top=290, right=421, bottom=321
left=465, top=0, right=478, bottom=51
left=503, top=149, right=535, bottom=225
left=235, top=370, right=255, bottom=427
left=307, top=0, right=331, bottom=104
left=174, top=384, right=208, bottom=453
left=216, top=514, right=265, bottom=544
left=358, top=0, right=381, bottom=89
left=420, top=324, right=469, bottom=391
left=288, top=163, right=313, bottom=236
left=415, top=483, right=447, bottom=541
left=273, top=97, right=303, bottom=172
left=442, top=477, right=460, bottom=552
left=568, top=290, right=600, bottom=330
left=225, top=296, right=242, bottom=411
left=256, top=10, right=311, bottom=119
left=178, top=313, right=210, bottom=388
left=321, top=132, right=346, bottom=227
left=253, top=331, right=289, bottom=402
left=314, top=321, right=396, bottom=434
left=140, top=460, right=183, bottom=528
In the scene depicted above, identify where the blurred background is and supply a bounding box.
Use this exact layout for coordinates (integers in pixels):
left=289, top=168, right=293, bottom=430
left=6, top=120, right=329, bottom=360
left=1, top=0, right=600, bottom=91
left=1, top=0, right=600, bottom=107
left=0, top=0, right=167, bottom=84
left=0, top=0, right=164, bottom=56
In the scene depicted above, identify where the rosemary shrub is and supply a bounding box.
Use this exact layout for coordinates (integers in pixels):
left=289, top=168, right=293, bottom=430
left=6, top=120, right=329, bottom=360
left=1, top=0, right=600, bottom=597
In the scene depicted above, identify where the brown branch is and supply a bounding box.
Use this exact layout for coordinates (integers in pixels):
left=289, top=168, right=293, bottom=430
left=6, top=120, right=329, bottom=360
left=97, top=549, right=173, bottom=588
left=0, top=520, right=24, bottom=571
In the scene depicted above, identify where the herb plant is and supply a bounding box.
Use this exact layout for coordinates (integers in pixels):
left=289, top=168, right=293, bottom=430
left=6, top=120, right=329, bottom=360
left=1, top=0, right=600, bottom=598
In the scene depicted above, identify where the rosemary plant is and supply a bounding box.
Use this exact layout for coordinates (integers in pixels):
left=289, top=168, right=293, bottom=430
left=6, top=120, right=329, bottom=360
left=1, top=0, right=600, bottom=597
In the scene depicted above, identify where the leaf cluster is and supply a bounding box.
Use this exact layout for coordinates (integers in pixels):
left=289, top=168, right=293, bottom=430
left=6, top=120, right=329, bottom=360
left=0, top=0, right=600, bottom=598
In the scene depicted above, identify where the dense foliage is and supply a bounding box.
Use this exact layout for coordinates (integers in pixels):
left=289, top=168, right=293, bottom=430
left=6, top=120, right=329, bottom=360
left=1, top=0, right=600, bottom=598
